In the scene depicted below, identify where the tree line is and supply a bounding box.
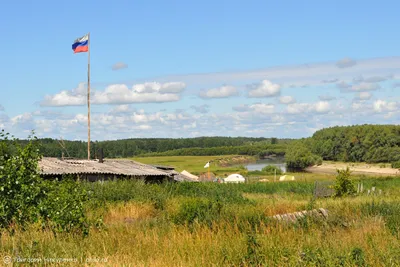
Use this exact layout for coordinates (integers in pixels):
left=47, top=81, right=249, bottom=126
left=285, top=124, right=400, bottom=170
left=139, top=144, right=287, bottom=157
left=15, top=136, right=291, bottom=159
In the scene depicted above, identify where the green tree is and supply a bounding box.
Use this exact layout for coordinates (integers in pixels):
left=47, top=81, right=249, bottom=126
left=261, top=165, right=282, bottom=175
left=285, top=141, right=322, bottom=170
left=332, top=167, right=356, bottom=197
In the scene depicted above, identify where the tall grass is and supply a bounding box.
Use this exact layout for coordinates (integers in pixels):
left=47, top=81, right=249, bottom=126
left=1, top=178, right=400, bottom=266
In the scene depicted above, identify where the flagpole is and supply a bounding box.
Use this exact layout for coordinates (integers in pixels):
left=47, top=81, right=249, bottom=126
left=87, top=32, right=91, bottom=160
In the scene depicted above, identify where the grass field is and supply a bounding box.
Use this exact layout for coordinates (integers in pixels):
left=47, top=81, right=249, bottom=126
left=1, top=155, right=399, bottom=266
left=1, top=178, right=399, bottom=266
left=132, top=155, right=256, bottom=176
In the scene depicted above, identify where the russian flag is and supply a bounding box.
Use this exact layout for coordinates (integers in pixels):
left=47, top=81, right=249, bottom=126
left=72, top=34, right=89, bottom=53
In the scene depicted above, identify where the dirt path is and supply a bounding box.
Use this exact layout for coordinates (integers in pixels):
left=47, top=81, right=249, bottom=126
left=306, top=162, right=400, bottom=176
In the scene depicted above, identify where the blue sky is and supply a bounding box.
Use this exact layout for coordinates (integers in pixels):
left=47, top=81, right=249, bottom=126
left=1, top=0, right=399, bottom=140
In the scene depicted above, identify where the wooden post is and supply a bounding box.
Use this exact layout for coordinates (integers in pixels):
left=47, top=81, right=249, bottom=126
left=208, top=165, right=210, bottom=180
left=87, top=32, right=91, bottom=160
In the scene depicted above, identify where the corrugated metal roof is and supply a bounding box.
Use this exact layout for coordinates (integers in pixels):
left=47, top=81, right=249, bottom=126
left=39, top=157, right=172, bottom=177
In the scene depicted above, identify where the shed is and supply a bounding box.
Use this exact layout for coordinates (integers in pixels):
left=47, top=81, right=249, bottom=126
left=39, top=157, right=174, bottom=182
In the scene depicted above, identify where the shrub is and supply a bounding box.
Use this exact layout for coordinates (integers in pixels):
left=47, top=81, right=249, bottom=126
left=332, top=167, right=356, bottom=197
left=172, top=198, right=223, bottom=226
left=39, top=178, right=90, bottom=235
left=391, top=161, right=400, bottom=169
left=0, top=131, right=90, bottom=235
left=0, top=131, right=44, bottom=229
left=261, top=165, right=282, bottom=175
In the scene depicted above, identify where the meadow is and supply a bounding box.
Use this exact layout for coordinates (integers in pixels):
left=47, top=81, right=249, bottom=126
left=132, top=155, right=256, bottom=176
left=1, top=175, right=399, bottom=266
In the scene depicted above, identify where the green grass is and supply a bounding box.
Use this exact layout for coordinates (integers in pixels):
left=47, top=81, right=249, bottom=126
left=1, top=178, right=400, bottom=266
left=132, top=155, right=255, bottom=176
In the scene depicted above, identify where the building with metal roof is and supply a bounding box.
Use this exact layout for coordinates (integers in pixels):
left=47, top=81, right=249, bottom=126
left=39, top=157, right=176, bottom=182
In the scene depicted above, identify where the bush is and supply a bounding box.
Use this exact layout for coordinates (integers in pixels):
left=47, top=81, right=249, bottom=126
left=0, top=131, right=90, bottom=235
left=285, top=141, right=322, bottom=170
left=391, top=161, right=400, bottom=169
left=39, top=178, right=90, bottom=235
left=172, top=198, right=223, bottom=226
left=0, top=131, right=44, bottom=229
left=261, top=165, right=282, bottom=175
left=332, top=167, right=356, bottom=197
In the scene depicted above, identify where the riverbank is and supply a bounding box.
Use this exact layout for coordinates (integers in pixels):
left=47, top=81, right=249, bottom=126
left=306, top=161, right=400, bottom=176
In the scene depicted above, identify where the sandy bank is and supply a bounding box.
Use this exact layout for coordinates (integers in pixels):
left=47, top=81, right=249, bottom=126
left=306, top=162, right=400, bottom=176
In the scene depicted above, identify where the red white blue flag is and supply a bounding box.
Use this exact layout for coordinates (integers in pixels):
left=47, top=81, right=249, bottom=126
left=72, top=34, right=89, bottom=53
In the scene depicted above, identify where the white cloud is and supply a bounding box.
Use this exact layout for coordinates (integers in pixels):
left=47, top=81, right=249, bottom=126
left=279, top=96, right=296, bottom=104
left=232, top=104, right=250, bottom=112
left=336, top=81, right=351, bottom=89
left=336, top=57, right=357, bottom=68
left=314, top=101, right=331, bottom=113
left=287, top=103, right=312, bottom=114
left=138, top=125, right=151, bottom=130
left=190, top=104, right=210, bottom=114
left=249, top=103, right=275, bottom=114
left=287, top=101, right=330, bottom=114
left=363, top=75, right=391, bottom=83
left=109, top=105, right=135, bottom=114
left=351, top=82, right=380, bottom=92
left=373, top=100, right=398, bottom=113
left=248, top=80, right=281, bottom=98
left=199, top=85, right=238, bottom=98
left=357, top=92, right=372, bottom=100
left=112, top=62, right=128, bottom=71
left=135, top=56, right=400, bottom=91
left=41, top=81, right=186, bottom=106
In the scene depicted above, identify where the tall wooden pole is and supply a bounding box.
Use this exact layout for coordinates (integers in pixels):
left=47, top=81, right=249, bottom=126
left=87, top=32, right=91, bottom=160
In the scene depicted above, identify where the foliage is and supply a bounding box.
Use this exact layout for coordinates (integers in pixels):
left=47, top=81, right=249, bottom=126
left=18, top=136, right=292, bottom=159
left=285, top=140, right=322, bottom=170
left=392, top=161, right=400, bottom=169
left=0, top=131, right=89, bottom=235
left=171, top=198, right=223, bottom=226
left=261, top=165, right=282, bottom=175
left=309, top=124, right=400, bottom=163
left=139, top=144, right=287, bottom=158
left=39, top=178, right=90, bottom=235
left=332, top=167, right=356, bottom=197
left=0, top=131, right=44, bottom=229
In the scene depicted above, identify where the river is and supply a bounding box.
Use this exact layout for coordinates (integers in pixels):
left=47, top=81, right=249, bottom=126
left=244, top=158, right=286, bottom=172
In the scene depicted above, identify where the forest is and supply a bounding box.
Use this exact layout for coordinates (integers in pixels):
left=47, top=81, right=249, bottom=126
left=284, top=124, right=400, bottom=170
left=28, top=136, right=289, bottom=158
left=307, top=124, right=400, bottom=163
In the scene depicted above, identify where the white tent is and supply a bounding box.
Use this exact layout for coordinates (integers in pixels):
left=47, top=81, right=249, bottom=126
left=224, top=174, right=246, bottom=183
left=180, top=170, right=199, bottom=181
left=279, top=175, right=295, bottom=181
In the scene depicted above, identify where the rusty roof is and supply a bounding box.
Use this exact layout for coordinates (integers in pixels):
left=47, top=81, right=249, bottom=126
left=39, top=157, right=172, bottom=177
